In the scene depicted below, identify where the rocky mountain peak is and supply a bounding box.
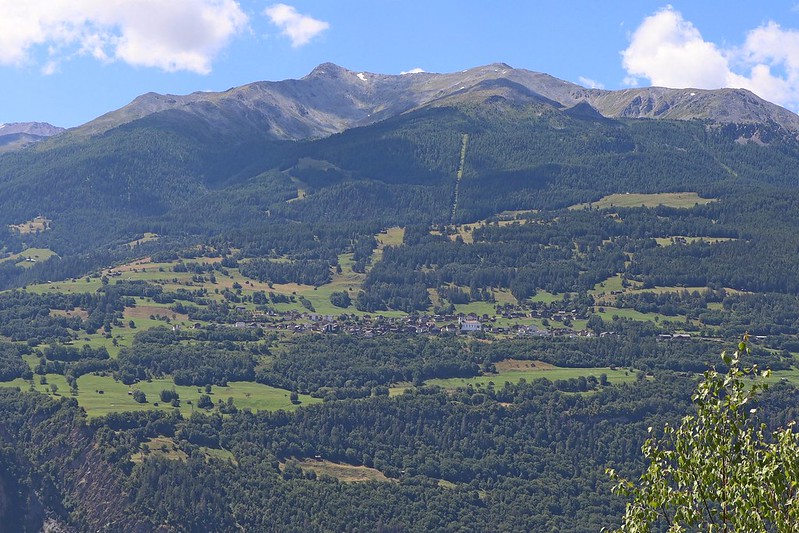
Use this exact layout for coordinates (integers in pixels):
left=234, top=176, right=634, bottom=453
left=304, top=62, right=353, bottom=79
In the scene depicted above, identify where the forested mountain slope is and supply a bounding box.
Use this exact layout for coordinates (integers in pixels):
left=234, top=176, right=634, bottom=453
left=2, top=64, right=799, bottom=292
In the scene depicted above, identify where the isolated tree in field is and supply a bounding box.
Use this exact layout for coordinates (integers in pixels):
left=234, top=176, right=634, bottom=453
left=608, top=336, right=799, bottom=532
left=197, top=394, right=213, bottom=409
left=329, top=291, right=351, bottom=308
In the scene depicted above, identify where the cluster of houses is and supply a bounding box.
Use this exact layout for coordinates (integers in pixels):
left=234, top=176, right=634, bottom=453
left=232, top=312, right=489, bottom=336
left=218, top=309, right=609, bottom=339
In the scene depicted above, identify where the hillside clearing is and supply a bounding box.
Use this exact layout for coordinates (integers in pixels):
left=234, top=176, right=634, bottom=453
left=9, top=216, right=51, bottom=234
left=291, top=459, right=393, bottom=483
left=570, top=192, right=714, bottom=210
left=0, top=247, right=58, bottom=267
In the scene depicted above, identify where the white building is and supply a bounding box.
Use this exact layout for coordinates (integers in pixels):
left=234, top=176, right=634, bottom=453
left=458, top=317, right=482, bottom=332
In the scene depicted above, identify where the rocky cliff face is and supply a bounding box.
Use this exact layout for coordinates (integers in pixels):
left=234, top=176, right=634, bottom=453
left=0, top=390, right=166, bottom=532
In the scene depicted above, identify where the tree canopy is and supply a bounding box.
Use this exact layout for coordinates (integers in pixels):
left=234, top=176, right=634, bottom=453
left=609, top=336, right=799, bottom=532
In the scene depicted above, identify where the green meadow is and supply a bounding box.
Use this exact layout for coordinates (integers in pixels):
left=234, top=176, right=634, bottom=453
left=411, top=362, right=639, bottom=392
left=0, top=374, right=319, bottom=418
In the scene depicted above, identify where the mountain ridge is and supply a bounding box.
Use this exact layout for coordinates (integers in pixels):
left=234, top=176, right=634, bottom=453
left=70, top=63, right=799, bottom=140
left=0, top=122, right=65, bottom=152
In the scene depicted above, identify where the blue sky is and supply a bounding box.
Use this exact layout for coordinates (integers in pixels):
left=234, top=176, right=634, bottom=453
left=3, top=1, right=799, bottom=127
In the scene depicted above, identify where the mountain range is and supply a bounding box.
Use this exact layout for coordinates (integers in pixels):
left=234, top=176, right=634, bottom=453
left=72, top=62, right=799, bottom=141
left=7, top=62, right=798, bottom=150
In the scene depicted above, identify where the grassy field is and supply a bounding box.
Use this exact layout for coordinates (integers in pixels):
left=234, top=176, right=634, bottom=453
left=590, top=273, right=749, bottom=304
left=420, top=361, right=639, bottom=390
left=130, top=436, right=188, bottom=463
left=274, top=251, right=405, bottom=318
left=129, top=437, right=237, bottom=465
left=9, top=228, right=571, bottom=325
left=497, top=209, right=539, bottom=218
left=590, top=274, right=626, bottom=296
left=769, top=369, right=799, bottom=387
left=444, top=218, right=540, bottom=244
left=570, top=192, right=714, bottom=210
left=42, top=297, right=188, bottom=358
left=419, top=367, right=799, bottom=391
left=590, top=306, right=674, bottom=323
left=529, top=290, right=563, bottom=304
left=291, top=459, right=392, bottom=483
left=123, top=232, right=159, bottom=247
left=371, top=227, right=405, bottom=264
left=0, top=247, right=58, bottom=268
left=0, top=374, right=320, bottom=418
left=9, top=216, right=51, bottom=234
left=453, top=298, right=501, bottom=317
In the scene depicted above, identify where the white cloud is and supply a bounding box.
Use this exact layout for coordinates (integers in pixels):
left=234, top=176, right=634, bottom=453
left=622, top=6, right=799, bottom=111
left=622, top=7, right=729, bottom=89
left=0, top=0, right=248, bottom=74
left=264, top=4, right=329, bottom=48
left=401, top=67, right=426, bottom=75
left=578, top=76, right=604, bottom=89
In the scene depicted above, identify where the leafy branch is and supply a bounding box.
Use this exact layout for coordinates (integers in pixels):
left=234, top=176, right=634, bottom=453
left=608, top=335, right=799, bottom=532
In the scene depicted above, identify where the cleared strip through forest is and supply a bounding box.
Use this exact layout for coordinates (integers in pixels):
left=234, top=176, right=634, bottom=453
left=451, top=133, right=469, bottom=224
